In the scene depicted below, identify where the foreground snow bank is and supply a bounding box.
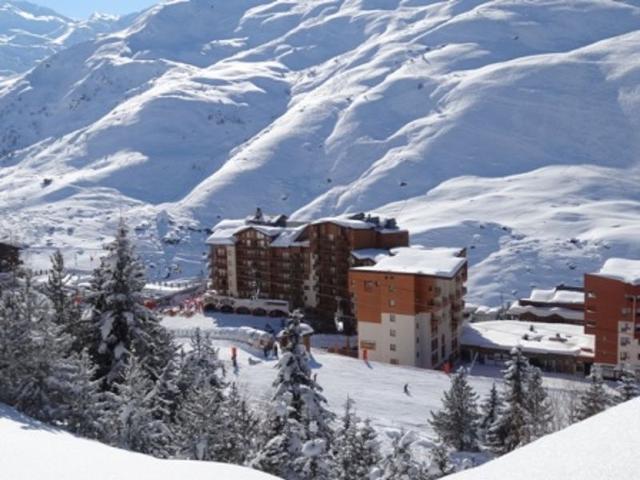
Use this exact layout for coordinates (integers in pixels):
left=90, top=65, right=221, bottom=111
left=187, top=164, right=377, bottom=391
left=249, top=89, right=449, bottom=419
left=445, top=398, right=640, bottom=480
left=0, top=404, right=279, bottom=480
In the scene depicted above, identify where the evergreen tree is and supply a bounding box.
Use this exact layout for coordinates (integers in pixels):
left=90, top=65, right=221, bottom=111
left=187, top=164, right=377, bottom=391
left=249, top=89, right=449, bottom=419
left=429, top=367, right=480, bottom=451
left=103, top=358, right=173, bottom=457
left=57, top=349, right=108, bottom=440
left=616, top=367, right=640, bottom=403
left=478, top=383, right=501, bottom=443
left=525, top=367, right=553, bottom=441
left=149, top=357, right=182, bottom=424
left=574, top=368, right=611, bottom=421
left=428, top=441, right=455, bottom=479
left=252, top=310, right=335, bottom=479
left=176, top=328, right=225, bottom=395
left=175, top=380, right=226, bottom=461
left=486, top=347, right=531, bottom=454
left=0, top=277, right=37, bottom=405
left=378, top=430, right=427, bottom=480
left=44, top=250, right=84, bottom=353
left=219, top=382, right=259, bottom=465
left=85, top=221, right=174, bottom=386
left=333, top=398, right=381, bottom=480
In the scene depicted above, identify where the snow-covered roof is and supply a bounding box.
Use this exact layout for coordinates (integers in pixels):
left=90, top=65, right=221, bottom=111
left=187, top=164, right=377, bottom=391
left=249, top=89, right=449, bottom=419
left=444, top=398, right=640, bottom=480
left=461, top=320, right=594, bottom=358
left=525, top=287, right=584, bottom=304
left=270, top=225, right=308, bottom=248
left=508, top=301, right=584, bottom=322
left=351, top=248, right=391, bottom=262
left=311, top=214, right=403, bottom=233
left=206, top=219, right=306, bottom=247
left=352, top=246, right=466, bottom=278
left=595, top=258, right=640, bottom=286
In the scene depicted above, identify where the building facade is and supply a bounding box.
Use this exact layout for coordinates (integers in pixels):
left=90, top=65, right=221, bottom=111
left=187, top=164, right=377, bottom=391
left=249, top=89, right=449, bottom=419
left=585, top=258, right=640, bottom=376
left=349, top=247, right=467, bottom=369
left=206, top=210, right=408, bottom=329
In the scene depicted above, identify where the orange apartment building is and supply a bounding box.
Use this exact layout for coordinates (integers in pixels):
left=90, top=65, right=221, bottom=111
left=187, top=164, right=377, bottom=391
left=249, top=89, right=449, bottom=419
left=207, top=210, right=408, bottom=329
left=584, top=258, right=640, bottom=376
left=349, top=247, right=467, bottom=369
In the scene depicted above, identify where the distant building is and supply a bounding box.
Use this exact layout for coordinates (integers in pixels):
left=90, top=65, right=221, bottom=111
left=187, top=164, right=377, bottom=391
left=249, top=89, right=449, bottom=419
left=0, top=241, right=21, bottom=273
left=585, top=258, right=640, bottom=377
left=206, top=210, right=408, bottom=329
left=461, top=320, right=594, bottom=375
left=508, top=285, right=584, bottom=325
left=349, top=246, right=467, bottom=369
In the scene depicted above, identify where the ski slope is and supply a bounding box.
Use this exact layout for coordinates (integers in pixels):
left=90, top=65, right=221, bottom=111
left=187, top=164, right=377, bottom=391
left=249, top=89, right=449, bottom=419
left=1, top=0, right=640, bottom=305
left=444, top=397, right=640, bottom=480
left=0, top=403, right=279, bottom=480
left=165, top=312, right=589, bottom=444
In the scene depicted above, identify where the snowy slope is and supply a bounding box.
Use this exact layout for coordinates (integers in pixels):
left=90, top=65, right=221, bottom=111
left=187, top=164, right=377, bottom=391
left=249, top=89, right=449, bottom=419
left=0, top=402, right=280, bottom=480
left=0, top=1, right=135, bottom=78
left=1, top=0, right=640, bottom=304
left=444, top=397, right=640, bottom=480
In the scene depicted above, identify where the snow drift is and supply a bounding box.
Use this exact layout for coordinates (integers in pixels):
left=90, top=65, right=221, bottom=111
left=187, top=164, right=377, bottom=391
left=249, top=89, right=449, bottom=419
left=0, top=402, right=280, bottom=480
left=444, top=397, right=640, bottom=480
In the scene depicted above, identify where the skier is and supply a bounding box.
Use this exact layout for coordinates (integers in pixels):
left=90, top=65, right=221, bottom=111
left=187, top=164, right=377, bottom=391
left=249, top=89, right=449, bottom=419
left=272, top=342, right=279, bottom=359
left=404, top=383, right=410, bottom=395
left=231, top=346, right=238, bottom=370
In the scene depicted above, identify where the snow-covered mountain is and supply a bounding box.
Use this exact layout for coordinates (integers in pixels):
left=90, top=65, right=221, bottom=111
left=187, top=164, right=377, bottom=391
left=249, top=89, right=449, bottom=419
left=0, top=1, right=135, bottom=78
left=1, top=0, right=640, bottom=305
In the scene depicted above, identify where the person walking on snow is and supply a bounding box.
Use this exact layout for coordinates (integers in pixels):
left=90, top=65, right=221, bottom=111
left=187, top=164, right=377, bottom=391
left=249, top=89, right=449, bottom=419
left=404, top=383, right=410, bottom=395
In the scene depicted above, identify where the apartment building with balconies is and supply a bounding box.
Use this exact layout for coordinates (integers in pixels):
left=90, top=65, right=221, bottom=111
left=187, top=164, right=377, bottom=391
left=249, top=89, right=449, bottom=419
left=349, top=246, right=467, bottom=369
left=584, top=258, right=640, bottom=377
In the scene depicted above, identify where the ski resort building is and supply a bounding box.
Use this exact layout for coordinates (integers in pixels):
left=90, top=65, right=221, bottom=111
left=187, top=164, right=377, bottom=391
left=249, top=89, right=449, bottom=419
left=349, top=247, right=467, bottom=369
left=507, top=285, right=585, bottom=325
left=585, top=258, right=640, bottom=377
left=460, top=320, right=594, bottom=374
left=206, top=210, right=408, bottom=329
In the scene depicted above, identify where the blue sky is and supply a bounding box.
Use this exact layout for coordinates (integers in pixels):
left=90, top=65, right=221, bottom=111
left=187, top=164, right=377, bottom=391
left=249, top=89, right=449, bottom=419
left=31, top=0, right=160, bottom=19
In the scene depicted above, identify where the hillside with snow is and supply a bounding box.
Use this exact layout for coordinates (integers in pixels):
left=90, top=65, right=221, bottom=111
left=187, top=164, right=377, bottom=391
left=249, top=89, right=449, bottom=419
left=0, top=1, right=135, bottom=78
left=444, top=397, right=640, bottom=480
left=1, top=0, right=640, bottom=305
left=0, top=402, right=279, bottom=480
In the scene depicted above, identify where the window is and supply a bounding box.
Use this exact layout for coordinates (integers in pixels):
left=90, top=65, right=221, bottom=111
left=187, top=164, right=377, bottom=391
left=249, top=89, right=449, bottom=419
left=389, top=314, right=396, bottom=323
left=390, top=329, right=396, bottom=337
left=416, top=351, right=420, bottom=358
left=431, top=352, right=438, bottom=365
left=416, top=337, right=420, bottom=344
left=621, top=351, right=629, bottom=361
left=389, top=299, right=396, bottom=307
left=621, top=336, right=631, bottom=347
left=390, top=359, right=399, bottom=365
left=431, top=338, right=438, bottom=352
left=389, top=284, right=396, bottom=293
left=364, top=281, right=375, bottom=292
left=390, top=344, right=396, bottom=352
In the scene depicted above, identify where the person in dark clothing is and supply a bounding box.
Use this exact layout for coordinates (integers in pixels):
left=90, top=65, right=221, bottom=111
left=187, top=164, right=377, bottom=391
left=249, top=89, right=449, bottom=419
left=272, top=343, right=279, bottom=359
left=263, top=344, right=270, bottom=359
left=403, top=383, right=410, bottom=395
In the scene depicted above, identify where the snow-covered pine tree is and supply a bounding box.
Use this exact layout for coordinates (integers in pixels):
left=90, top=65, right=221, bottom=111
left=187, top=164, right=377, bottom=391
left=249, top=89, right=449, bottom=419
left=56, top=349, right=108, bottom=440
left=525, top=367, right=553, bottom=441
left=616, top=367, right=640, bottom=403
left=103, top=357, right=173, bottom=458
left=217, top=382, right=259, bottom=465
left=486, top=347, right=531, bottom=454
left=378, top=430, right=427, bottom=480
left=478, top=382, right=501, bottom=443
left=574, top=367, right=611, bottom=421
left=174, top=379, right=226, bottom=461
left=333, top=398, right=381, bottom=480
left=44, top=250, right=84, bottom=352
left=85, top=220, right=174, bottom=386
left=149, top=357, right=182, bottom=424
left=252, top=310, right=335, bottom=479
left=429, top=367, right=480, bottom=451
left=428, top=441, right=455, bottom=479
left=0, top=277, right=36, bottom=405
left=176, top=328, right=225, bottom=395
